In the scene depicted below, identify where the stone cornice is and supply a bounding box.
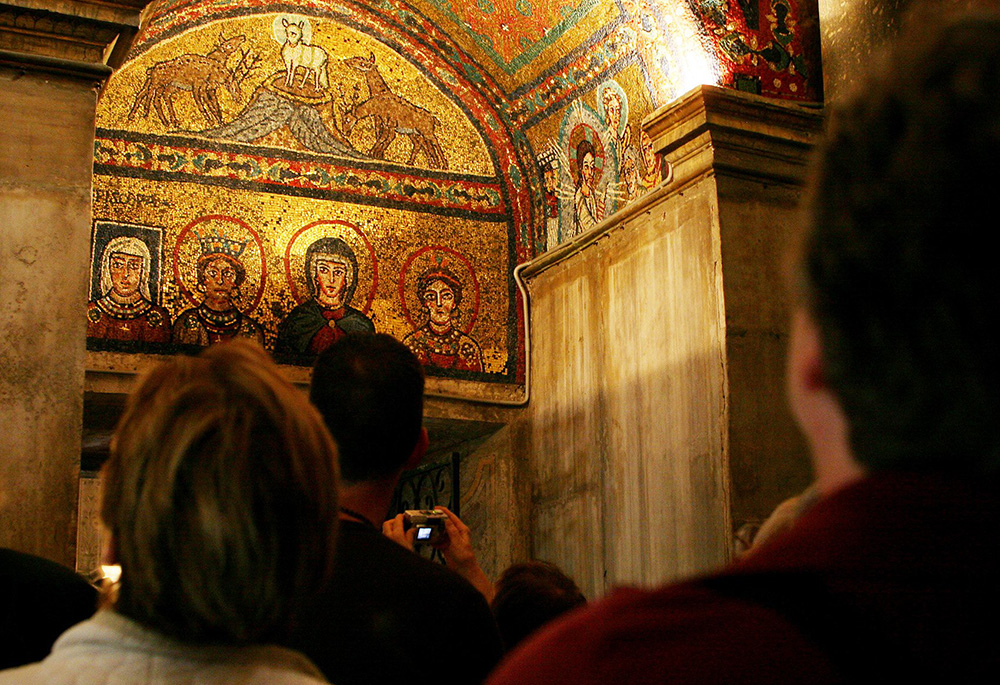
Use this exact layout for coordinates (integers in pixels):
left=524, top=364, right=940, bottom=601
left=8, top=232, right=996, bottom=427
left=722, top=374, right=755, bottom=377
left=643, top=85, right=825, bottom=191
left=0, top=0, right=150, bottom=79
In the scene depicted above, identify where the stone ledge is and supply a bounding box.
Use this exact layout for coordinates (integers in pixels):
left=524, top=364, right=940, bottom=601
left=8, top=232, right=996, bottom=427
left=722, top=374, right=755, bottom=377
left=644, top=85, right=824, bottom=191
left=0, top=0, right=149, bottom=76
left=0, top=46, right=110, bottom=78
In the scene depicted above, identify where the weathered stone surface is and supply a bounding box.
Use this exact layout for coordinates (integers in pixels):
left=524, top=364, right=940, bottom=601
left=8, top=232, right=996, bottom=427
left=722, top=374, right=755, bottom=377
left=0, top=68, right=97, bottom=566
left=0, top=1, right=151, bottom=568
left=519, top=86, right=821, bottom=597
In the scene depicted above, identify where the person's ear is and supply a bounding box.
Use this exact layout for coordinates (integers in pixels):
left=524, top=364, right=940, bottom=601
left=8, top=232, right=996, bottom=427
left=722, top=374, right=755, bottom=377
left=100, top=525, right=119, bottom=566
left=404, top=427, right=429, bottom=471
left=788, top=306, right=828, bottom=396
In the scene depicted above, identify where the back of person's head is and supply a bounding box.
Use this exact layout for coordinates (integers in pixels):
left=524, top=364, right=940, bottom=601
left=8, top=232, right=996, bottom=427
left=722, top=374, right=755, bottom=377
left=491, top=561, right=586, bottom=651
left=800, top=9, right=1000, bottom=475
left=310, top=333, right=425, bottom=483
left=101, top=339, right=339, bottom=644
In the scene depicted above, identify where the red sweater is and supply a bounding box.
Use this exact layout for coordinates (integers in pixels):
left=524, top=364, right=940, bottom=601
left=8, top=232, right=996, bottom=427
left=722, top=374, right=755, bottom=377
left=488, top=473, right=1000, bottom=683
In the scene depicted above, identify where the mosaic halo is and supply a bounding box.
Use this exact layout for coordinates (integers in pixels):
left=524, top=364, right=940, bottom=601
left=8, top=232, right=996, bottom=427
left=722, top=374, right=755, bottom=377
left=173, top=214, right=267, bottom=310
left=399, top=246, right=480, bottom=334
left=596, top=79, right=629, bottom=141
left=271, top=13, right=313, bottom=45
left=283, top=219, right=378, bottom=313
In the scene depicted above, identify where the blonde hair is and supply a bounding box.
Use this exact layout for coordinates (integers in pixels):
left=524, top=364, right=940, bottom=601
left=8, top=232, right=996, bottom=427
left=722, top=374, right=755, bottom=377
left=99, top=236, right=152, bottom=300
left=101, top=339, right=339, bottom=643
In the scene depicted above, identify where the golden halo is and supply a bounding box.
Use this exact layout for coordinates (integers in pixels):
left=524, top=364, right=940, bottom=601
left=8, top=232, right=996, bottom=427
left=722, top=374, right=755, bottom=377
left=284, top=219, right=377, bottom=312
left=399, top=246, right=479, bottom=334
left=173, top=214, right=266, bottom=310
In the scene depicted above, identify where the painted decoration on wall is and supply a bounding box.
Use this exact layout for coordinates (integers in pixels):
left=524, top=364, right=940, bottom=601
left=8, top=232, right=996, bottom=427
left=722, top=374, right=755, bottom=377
left=90, top=0, right=822, bottom=388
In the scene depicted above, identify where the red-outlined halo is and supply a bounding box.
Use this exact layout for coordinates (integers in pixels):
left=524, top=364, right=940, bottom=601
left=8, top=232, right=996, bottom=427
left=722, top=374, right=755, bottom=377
left=173, top=214, right=266, bottom=310
left=399, top=246, right=480, bottom=334
left=283, top=220, right=378, bottom=314
left=567, top=122, right=606, bottom=188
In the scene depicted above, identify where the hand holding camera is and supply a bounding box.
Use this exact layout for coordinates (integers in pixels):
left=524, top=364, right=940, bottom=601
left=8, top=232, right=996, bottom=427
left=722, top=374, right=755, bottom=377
left=382, top=506, right=495, bottom=602
left=382, top=508, right=450, bottom=551
left=430, top=506, right=476, bottom=567
left=403, top=509, right=448, bottom=545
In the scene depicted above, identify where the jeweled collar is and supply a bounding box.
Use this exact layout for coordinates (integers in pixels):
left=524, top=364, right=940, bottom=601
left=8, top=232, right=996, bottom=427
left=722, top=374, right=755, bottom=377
left=97, top=293, right=152, bottom=320
left=196, top=303, right=241, bottom=329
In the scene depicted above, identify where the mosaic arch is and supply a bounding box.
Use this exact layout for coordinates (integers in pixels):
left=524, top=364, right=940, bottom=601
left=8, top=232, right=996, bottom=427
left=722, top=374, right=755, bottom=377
left=90, top=0, right=822, bottom=388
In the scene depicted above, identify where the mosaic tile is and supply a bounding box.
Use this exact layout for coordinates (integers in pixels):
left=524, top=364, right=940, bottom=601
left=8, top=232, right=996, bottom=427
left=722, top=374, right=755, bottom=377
left=91, top=0, right=822, bottom=391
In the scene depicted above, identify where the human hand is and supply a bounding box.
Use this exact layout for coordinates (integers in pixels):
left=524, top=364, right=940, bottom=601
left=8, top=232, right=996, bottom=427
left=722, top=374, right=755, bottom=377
left=431, top=505, right=476, bottom=569
left=382, top=513, right=416, bottom=552
left=433, top=506, right=495, bottom=603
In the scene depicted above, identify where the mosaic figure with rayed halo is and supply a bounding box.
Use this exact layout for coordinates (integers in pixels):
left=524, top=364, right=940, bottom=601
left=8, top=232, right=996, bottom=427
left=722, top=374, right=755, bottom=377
left=87, top=232, right=171, bottom=343
left=571, top=125, right=606, bottom=236
left=277, top=221, right=376, bottom=356
left=400, top=247, right=483, bottom=373
left=545, top=100, right=618, bottom=245
left=172, top=217, right=265, bottom=346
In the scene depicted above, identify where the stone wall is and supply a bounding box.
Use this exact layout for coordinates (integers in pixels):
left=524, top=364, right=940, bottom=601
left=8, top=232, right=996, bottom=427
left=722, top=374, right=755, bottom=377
left=0, top=0, right=149, bottom=566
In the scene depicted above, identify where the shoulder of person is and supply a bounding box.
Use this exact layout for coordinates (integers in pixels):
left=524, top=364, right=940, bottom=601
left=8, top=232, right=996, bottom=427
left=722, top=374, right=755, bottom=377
left=0, top=548, right=95, bottom=597
left=344, top=528, right=491, bottom=611
left=488, top=581, right=836, bottom=685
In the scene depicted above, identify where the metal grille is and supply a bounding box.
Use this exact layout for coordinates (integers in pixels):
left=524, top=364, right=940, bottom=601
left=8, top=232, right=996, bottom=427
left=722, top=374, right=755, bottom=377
left=390, top=452, right=460, bottom=563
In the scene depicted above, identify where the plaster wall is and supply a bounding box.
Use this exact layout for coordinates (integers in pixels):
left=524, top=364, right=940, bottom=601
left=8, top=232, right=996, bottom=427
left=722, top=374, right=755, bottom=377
left=0, top=67, right=99, bottom=566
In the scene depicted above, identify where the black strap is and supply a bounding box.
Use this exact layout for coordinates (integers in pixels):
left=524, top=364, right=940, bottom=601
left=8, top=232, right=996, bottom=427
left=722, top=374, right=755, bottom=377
left=339, top=506, right=378, bottom=531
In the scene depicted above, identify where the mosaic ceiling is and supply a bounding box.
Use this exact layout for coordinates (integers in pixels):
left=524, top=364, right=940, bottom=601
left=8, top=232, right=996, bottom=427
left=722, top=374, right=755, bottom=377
left=90, top=0, right=821, bottom=391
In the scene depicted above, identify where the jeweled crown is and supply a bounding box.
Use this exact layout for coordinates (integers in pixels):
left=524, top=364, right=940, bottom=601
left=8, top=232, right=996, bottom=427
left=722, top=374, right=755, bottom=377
left=196, top=228, right=248, bottom=260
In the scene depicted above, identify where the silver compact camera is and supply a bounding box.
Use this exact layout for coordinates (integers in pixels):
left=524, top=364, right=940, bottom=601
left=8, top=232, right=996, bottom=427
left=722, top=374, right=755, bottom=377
left=403, top=509, right=447, bottom=545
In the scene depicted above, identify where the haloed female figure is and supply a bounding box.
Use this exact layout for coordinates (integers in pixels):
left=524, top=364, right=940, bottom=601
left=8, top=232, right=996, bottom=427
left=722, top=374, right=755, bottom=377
left=402, top=267, right=483, bottom=373
left=172, top=251, right=264, bottom=346
left=87, top=236, right=171, bottom=343
left=276, top=237, right=375, bottom=356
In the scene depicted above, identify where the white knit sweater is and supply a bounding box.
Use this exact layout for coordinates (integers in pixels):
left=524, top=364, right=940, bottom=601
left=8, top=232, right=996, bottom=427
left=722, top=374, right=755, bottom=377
left=0, top=610, right=328, bottom=684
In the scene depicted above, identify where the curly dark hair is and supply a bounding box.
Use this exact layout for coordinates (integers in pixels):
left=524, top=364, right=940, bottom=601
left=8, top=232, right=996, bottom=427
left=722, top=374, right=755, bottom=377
left=799, top=10, right=1000, bottom=474
left=417, top=266, right=463, bottom=312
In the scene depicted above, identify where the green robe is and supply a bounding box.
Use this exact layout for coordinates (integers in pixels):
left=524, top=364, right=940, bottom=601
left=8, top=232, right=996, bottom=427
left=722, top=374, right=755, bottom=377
left=276, top=299, right=374, bottom=354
